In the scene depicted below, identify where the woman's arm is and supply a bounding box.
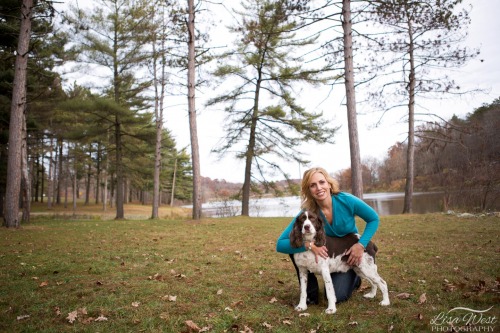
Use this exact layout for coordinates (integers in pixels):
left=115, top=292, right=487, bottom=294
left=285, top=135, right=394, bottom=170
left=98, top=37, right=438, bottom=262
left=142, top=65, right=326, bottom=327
left=351, top=195, right=380, bottom=248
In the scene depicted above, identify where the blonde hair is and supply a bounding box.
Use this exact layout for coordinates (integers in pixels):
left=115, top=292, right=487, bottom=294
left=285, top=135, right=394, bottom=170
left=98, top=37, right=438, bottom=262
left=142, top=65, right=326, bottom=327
left=300, top=167, right=340, bottom=212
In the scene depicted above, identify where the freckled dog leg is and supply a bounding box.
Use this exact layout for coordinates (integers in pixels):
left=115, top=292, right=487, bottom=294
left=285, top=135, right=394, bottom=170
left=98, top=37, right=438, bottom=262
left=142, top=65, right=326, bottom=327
left=356, top=260, right=390, bottom=306
left=322, top=265, right=337, bottom=314
left=295, top=268, right=308, bottom=311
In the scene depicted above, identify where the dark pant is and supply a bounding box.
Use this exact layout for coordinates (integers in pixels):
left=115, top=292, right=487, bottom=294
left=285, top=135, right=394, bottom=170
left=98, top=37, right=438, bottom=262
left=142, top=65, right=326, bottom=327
left=289, top=254, right=360, bottom=304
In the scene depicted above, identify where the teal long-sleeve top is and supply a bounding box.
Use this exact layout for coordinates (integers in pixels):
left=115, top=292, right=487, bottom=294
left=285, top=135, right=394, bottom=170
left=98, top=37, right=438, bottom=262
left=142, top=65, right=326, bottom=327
left=276, top=192, right=379, bottom=254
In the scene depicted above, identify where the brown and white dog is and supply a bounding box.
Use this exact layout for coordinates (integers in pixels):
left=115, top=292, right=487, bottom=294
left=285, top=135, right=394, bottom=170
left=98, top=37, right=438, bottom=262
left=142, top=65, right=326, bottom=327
left=290, top=210, right=390, bottom=314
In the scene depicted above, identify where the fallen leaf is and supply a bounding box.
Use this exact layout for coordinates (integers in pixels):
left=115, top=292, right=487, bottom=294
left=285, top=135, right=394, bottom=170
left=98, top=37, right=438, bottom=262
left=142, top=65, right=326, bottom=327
left=131, top=302, right=140, bottom=307
left=269, top=297, right=277, bottom=303
left=418, top=293, right=427, bottom=304
left=66, top=310, right=78, bottom=324
left=94, top=315, right=108, bottom=322
left=416, top=313, right=424, bottom=320
left=348, top=321, right=358, bottom=326
left=162, top=295, right=177, bottom=302
left=39, top=281, right=49, bottom=287
left=32, top=276, right=39, bottom=280
left=240, top=325, right=254, bottom=333
left=185, top=320, right=200, bottom=332
left=262, top=322, right=273, bottom=329
left=224, top=307, right=233, bottom=312
left=396, top=292, right=411, bottom=299
left=17, top=314, right=30, bottom=321
left=388, top=324, right=394, bottom=331
left=282, top=320, right=292, bottom=325
left=217, top=289, right=223, bottom=295
left=54, top=307, right=61, bottom=316
left=299, top=313, right=310, bottom=317
left=231, top=300, right=244, bottom=307
left=199, top=325, right=212, bottom=332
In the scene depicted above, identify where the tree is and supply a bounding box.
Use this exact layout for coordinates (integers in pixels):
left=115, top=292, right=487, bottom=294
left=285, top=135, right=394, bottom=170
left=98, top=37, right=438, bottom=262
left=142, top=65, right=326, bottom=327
left=369, top=0, right=478, bottom=213
left=65, top=0, right=154, bottom=219
left=187, top=0, right=202, bottom=219
left=207, top=0, right=337, bottom=216
left=4, top=0, right=34, bottom=228
left=341, top=0, right=363, bottom=198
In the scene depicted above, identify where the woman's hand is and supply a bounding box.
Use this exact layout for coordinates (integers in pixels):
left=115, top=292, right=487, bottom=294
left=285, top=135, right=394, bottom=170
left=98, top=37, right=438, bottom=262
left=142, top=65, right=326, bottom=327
left=346, top=243, right=365, bottom=266
left=311, top=243, right=329, bottom=263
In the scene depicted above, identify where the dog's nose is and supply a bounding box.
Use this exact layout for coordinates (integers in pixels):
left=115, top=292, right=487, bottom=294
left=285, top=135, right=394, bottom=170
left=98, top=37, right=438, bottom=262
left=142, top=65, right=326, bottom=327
left=304, top=225, right=310, bottom=231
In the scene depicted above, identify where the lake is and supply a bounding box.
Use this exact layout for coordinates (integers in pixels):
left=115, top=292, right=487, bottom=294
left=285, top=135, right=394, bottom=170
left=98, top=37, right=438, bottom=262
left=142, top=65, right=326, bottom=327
left=201, top=192, right=445, bottom=218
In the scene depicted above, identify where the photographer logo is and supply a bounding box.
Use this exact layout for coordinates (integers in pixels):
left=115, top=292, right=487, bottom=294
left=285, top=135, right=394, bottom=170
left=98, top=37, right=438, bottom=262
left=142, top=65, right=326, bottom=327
left=430, top=306, right=496, bottom=332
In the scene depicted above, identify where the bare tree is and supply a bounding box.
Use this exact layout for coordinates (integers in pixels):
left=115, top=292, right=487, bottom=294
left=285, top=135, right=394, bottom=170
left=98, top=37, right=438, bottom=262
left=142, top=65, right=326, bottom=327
left=342, top=0, right=363, bottom=198
left=369, top=0, right=478, bottom=213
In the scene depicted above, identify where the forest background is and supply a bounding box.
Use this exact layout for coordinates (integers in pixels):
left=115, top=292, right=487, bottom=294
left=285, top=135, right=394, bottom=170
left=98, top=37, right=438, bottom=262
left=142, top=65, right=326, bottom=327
left=0, top=0, right=499, bottom=226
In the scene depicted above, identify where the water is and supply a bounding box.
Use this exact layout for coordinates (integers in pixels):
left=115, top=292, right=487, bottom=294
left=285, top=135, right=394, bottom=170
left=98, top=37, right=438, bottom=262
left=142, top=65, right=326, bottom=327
left=201, top=192, right=445, bottom=217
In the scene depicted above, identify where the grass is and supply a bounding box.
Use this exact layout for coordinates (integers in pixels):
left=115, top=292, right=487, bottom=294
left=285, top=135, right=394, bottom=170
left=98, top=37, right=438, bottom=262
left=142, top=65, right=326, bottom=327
left=0, top=208, right=499, bottom=332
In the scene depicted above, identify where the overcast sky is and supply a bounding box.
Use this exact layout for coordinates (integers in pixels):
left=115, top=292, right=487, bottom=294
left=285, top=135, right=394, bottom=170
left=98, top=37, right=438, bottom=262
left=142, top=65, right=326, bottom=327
left=59, top=0, right=500, bottom=183
left=168, top=0, right=499, bottom=183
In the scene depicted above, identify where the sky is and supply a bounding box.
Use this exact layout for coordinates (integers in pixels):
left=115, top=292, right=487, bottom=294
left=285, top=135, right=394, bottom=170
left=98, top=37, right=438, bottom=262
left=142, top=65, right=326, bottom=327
left=57, top=0, right=500, bottom=184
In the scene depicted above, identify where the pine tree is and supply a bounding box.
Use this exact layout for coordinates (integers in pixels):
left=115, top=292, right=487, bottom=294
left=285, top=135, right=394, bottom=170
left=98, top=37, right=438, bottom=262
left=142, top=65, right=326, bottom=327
left=207, top=0, right=337, bottom=216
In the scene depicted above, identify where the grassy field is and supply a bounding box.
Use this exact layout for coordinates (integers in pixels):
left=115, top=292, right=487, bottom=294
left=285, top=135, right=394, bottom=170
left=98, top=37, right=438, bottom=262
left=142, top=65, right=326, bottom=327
left=0, top=206, right=498, bottom=332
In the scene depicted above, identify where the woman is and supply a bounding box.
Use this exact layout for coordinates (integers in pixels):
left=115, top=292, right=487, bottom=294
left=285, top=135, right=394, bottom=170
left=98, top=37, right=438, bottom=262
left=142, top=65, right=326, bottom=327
left=276, top=167, right=379, bottom=304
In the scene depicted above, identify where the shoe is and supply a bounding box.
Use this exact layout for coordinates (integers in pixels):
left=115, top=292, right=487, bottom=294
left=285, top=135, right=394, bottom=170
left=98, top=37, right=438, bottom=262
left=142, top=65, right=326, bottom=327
left=306, top=297, right=319, bottom=305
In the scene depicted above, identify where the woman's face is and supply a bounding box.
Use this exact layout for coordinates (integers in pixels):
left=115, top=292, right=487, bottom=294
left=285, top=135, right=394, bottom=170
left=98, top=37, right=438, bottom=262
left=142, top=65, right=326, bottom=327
left=308, top=172, right=331, bottom=202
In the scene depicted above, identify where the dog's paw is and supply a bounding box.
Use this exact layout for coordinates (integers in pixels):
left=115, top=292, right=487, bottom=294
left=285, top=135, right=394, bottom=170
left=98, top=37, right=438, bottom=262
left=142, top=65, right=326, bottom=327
left=325, top=307, right=336, bottom=315
left=379, top=299, right=390, bottom=306
left=363, top=292, right=376, bottom=299
left=295, top=304, right=307, bottom=312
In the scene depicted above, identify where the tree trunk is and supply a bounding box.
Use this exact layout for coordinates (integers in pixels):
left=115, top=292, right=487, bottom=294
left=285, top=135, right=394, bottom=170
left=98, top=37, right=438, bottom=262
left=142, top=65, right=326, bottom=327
left=56, top=138, right=63, bottom=204
left=187, top=0, right=202, bottom=219
left=342, top=0, right=363, bottom=199
left=47, top=137, right=53, bottom=209
left=4, top=0, right=33, bottom=228
left=403, top=12, right=415, bottom=214
left=170, top=158, right=177, bottom=207
left=21, top=110, right=30, bottom=223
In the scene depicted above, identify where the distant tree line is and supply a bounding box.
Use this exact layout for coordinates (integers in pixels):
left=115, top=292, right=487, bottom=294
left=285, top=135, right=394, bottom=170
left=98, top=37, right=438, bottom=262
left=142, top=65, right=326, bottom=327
left=335, top=98, right=500, bottom=212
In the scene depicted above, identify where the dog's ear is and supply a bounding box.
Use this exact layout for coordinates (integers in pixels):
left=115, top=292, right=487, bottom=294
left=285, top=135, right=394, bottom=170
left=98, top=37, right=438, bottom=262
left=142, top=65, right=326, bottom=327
left=289, top=216, right=303, bottom=248
left=313, top=216, right=326, bottom=246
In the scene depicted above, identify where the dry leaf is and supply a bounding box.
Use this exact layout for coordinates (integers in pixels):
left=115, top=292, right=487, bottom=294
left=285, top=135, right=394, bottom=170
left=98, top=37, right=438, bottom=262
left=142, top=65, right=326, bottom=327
left=185, top=320, right=200, bottom=332
left=199, top=326, right=212, bottom=332
left=299, top=313, right=310, bottom=317
left=217, top=289, right=223, bottom=295
left=416, top=313, right=424, bottom=320
left=32, top=276, right=39, bottom=280
left=17, top=315, right=30, bottom=321
left=39, top=281, right=49, bottom=287
left=282, top=320, right=292, bottom=325
left=396, top=292, right=411, bottom=299
left=231, top=300, right=244, bottom=307
left=54, top=307, right=61, bottom=316
left=94, top=315, right=108, bottom=322
left=262, top=322, right=273, bottom=329
left=388, top=324, right=394, bottom=331
left=131, top=302, right=140, bottom=307
left=240, top=325, right=253, bottom=333
left=66, top=310, right=78, bottom=324
left=162, top=295, right=177, bottom=302
left=224, top=307, right=233, bottom=312
left=348, top=321, right=358, bottom=326
left=418, top=293, right=427, bottom=304
left=269, top=297, right=277, bottom=303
